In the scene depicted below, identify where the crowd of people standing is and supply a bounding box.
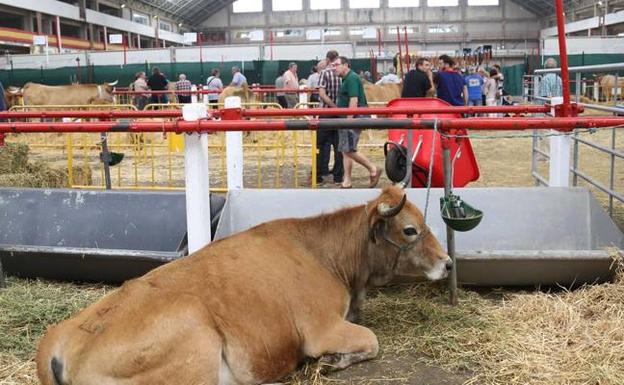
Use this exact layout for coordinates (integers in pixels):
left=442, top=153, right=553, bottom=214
left=126, top=55, right=562, bottom=189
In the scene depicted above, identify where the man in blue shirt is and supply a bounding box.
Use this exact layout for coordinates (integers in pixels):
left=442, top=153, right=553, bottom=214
left=434, top=55, right=468, bottom=106
left=465, top=67, right=484, bottom=106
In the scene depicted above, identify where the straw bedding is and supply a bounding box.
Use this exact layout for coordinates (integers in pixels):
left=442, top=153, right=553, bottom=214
left=0, top=143, right=91, bottom=188
left=1, top=250, right=622, bottom=385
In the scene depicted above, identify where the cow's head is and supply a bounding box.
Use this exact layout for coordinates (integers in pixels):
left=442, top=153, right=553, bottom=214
left=101, top=81, right=118, bottom=100
left=366, top=186, right=452, bottom=282
left=4, top=87, right=21, bottom=108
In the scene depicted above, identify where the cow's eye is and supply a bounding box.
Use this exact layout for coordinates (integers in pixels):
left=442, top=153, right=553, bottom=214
left=403, top=226, right=418, bottom=236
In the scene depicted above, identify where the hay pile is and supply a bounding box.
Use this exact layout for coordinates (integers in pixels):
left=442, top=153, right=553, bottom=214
left=290, top=250, right=624, bottom=385
left=0, top=279, right=110, bottom=385
left=1, top=252, right=623, bottom=385
left=0, top=143, right=92, bottom=188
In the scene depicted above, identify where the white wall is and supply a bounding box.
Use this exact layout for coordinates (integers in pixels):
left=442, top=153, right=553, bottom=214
left=543, top=36, right=624, bottom=55
left=175, top=46, right=261, bottom=62
left=263, top=43, right=353, bottom=60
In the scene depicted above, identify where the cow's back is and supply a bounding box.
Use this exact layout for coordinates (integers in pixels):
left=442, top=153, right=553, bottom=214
left=22, top=83, right=105, bottom=105
left=364, top=82, right=402, bottom=104
left=37, top=219, right=349, bottom=384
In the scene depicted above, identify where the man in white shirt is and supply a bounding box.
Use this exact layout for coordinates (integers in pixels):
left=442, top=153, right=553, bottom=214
left=306, top=65, right=320, bottom=103
left=229, top=66, right=247, bottom=87
left=283, top=62, right=299, bottom=108
left=206, top=68, right=223, bottom=104
left=375, top=66, right=401, bottom=85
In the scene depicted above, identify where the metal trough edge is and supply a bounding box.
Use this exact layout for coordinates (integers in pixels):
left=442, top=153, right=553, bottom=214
left=456, top=249, right=616, bottom=286
left=0, top=245, right=185, bottom=262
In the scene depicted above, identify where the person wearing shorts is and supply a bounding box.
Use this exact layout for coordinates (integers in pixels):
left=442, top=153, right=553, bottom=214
left=334, top=56, right=381, bottom=189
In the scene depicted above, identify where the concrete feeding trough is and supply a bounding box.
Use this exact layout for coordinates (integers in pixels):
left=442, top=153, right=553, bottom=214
left=0, top=188, right=225, bottom=283
left=215, top=187, right=623, bottom=286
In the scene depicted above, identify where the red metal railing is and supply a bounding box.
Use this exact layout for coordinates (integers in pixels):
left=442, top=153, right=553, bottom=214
left=0, top=105, right=553, bottom=120
left=112, top=87, right=320, bottom=95
left=1, top=116, right=624, bottom=134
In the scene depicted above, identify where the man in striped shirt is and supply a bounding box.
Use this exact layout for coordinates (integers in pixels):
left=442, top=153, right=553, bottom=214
left=175, top=74, right=192, bottom=104
left=538, top=58, right=563, bottom=100
left=316, top=49, right=343, bottom=185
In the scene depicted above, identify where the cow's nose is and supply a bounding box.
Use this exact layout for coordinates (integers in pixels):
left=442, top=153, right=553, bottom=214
left=445, top=259, right=453, bottom=272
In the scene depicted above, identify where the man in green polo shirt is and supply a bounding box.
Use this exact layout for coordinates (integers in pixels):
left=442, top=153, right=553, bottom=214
left=334, top=56, right=381, bottom=189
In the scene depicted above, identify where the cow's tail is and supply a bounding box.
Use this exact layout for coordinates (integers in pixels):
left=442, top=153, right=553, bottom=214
left=36, top=329, right=68, bottom=385
left=50, top=357, right=66, bottom=385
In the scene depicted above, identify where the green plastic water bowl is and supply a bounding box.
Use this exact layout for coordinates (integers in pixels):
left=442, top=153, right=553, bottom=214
left=109, top=152, right=125, bottom=166
left=440, top=194, right=483, bottom=232
left=100, top=152, right=125, bottom=166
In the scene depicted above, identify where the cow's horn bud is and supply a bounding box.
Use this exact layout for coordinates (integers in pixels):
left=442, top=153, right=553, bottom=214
left=107, top=80, right=119, bottom=86
left=377, top=194, right=407, bottom=218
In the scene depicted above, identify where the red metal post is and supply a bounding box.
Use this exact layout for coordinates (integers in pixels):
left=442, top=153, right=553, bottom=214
left=403, top=26, right=410, bottom=70
left=55, top=16, right=62, bottom=52
left=75, top=57, right=81, bottom=83
left=396, top=26, right=403, bottom=76
left=103, top=26, right=108, bottom=51
left=198, top=32, right=203, bottom=63
left=555, top=0, right=571, bottom=116
left=123, top=34, right=127, bottom=66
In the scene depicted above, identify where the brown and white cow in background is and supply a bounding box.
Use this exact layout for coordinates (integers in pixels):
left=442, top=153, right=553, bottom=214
left=3, top=86, right=22, bottom=108
left=218, top=82, right=257, bottom=106
left=14, top=81, right=118, bottom=106
left=598, top=74, right=624, bottom=103
left=36, top=186, right=451, bottom=385
left=363, top=80, right=403, bottom=105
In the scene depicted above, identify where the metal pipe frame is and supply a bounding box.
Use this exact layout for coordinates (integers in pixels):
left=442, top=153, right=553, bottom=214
left=0, top=105, right=553, bottom=120
left=2, top=117, right=624, bottom=134
left=555, top=0, right=572, bottom=116
left=113, top=88, right=320, bottom=95
left=535, top=62, right=624, bottom=74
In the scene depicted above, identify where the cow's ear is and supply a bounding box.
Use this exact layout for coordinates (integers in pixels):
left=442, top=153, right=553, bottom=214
left=369, top=220, right=385, bottom=243
left=365, top=200, right=385, bottom=244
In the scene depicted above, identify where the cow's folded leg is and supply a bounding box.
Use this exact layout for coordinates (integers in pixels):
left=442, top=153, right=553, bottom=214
left=306, top=320, right=379, bottom=373
left=319, top=350, right=378, bottom=374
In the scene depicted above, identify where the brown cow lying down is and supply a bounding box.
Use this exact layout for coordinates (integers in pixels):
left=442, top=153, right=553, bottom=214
left=36, top=186, right=451, bottom=385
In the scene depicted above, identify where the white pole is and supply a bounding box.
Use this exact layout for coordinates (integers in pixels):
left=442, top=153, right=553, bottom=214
left=224, top=96, right=244, bottom=189
left=190, top=84, right=198, bottom=103
left=298, top=84, right=307, bottom=107
left=548, top=96, right=570, bottom=187
left=182, top=103, right=212, bottom=253
left=202, top=85, right=209, bottom=104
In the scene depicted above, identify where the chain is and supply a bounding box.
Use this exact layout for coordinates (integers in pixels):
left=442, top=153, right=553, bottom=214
left=422, top=118, right=437, bottom=225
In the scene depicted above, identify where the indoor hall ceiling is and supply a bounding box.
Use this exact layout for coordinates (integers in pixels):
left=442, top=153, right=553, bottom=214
left=138, top=0, right=617, bottom=29
left=134, top=0, right=236, bottom=27
left=508, top=0, right=614, bottom=18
